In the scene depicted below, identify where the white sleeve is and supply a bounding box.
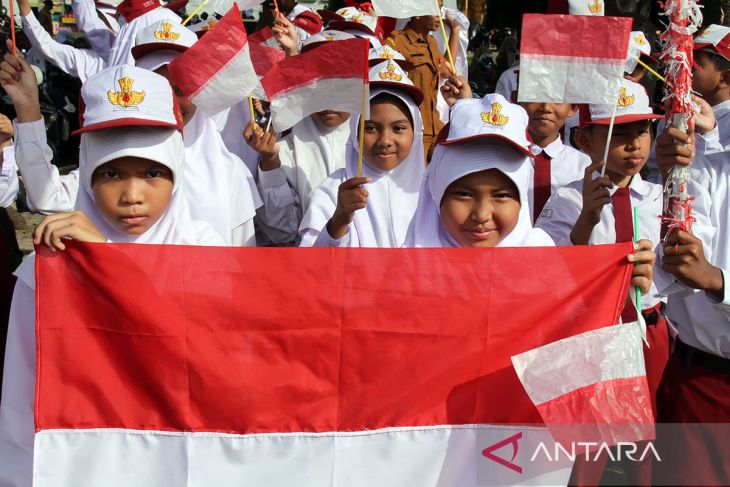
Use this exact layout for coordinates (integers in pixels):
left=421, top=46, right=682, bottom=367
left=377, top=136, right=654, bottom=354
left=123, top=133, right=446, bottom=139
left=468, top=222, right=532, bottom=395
left=696, top=124, right=722, bottom=155
left=254, top=166, right=301, bottom=245
left=71, top=0, right=115, bottom=61
left=13, top=119, right=79, bottom=214
left=301, top=223, right=352, bottom=247
left=0, top=280, right=36, bottom=487
left=231, top=220, right=257, bottom=247
left=21, top=12, right=105, bottom=82
left=534, top=190, right=582, bottom=247
left=0, top=147, right=19, bottom=208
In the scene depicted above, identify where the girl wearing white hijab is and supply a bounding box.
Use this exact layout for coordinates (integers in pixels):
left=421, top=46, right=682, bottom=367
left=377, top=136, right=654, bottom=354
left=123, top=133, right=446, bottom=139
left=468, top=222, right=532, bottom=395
left=298, top=74, right=425, bottom=248
left=0, top=61, right=223, bottom=487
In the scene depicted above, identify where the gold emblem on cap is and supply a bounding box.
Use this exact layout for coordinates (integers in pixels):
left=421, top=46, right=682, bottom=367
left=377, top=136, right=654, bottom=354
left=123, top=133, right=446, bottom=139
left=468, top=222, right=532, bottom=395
left=634, top=34, right=647, bottom=46
left=380, top=46, right=396, bottom=59
left=379, top=62, right=402, bottom=81
left=617, top=87, right=635, bottom=108
left=588, top=0, right=603, bottom=14
left=481, top=102, right=509, bottom=126
left=154, top=22, right=181, bottom=41
left=325, top=34, right=336, bottom=41
left=108, top=77, right=146, bottom=108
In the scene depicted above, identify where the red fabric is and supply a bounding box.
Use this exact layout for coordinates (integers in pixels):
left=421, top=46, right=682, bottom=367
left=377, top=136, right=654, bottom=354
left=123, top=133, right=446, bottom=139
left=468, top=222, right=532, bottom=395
left=249, top=41, right=285, bottom=77
left=167, top=6, right=247, bottom=100
left=291, top=10, right=322, bottom=35
left=249, top=26, right=275, bottom=45
left=532, top=150, right=551, bottom=223
left=521, top=14, right=631, bottom=60
left=642, top=305, right=670, bottom=418
left=612, top=187, right=638, bottom=323
left=261, top=38, right=369, bottom=99
left=115, top=0, right=159, bottom=22
left=35, top=242, right=632, bottom=434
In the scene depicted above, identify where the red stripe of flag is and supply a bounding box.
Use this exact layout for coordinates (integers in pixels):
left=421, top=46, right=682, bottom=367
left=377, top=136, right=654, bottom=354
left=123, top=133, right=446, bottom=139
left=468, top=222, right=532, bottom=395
left=35, top=243, right=631, bottom=434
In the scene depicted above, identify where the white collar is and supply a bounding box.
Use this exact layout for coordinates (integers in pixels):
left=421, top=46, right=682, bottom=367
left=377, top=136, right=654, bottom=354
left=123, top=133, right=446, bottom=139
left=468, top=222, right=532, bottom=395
left=591, top=171, right=652, bottom=198
left=530, top=136, right=565, bottom=160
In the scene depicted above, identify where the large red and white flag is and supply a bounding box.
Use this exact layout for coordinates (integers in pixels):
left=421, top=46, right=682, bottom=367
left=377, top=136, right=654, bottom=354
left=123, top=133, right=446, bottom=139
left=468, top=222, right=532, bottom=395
left=371, top=0, right=439, bottom=18
left=517, top=14, right=632, bottom=104
left=168, top=5, right=259, bottom=115
left=30, top=242, right=654, bottom=486
left=261, top=37, right=369, bottom=132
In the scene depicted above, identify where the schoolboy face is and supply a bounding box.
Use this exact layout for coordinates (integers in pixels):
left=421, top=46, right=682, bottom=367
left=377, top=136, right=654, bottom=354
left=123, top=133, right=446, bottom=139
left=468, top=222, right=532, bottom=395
left=521, top=103, right=578, bottom=140
left=312, top=110, right=351, bottom=129
left=576, top=120, right=651, bottom=180
left=439, top=169, right=521, bottom=248
left=155, top=65, right=197, bottom=125
left=91, top=157, right=174, bottom=235
left=363, top=100, right=414, bottom=172
left=692, top=50, right=726, bottom=96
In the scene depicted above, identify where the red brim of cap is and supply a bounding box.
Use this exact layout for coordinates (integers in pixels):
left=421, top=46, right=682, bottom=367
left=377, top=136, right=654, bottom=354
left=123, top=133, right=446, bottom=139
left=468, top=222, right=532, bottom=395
left=368, top=58, right=413, bottom=71
left=439, top=133, right=533, bottom=157
left=328, top=20, right=377, bottom=37
left=694, top=43, right=730, bottom=61
left=639, top=52, right=658, bottom=64
left=131, top=42, right=189, bottom=60
left=370, top=81, right=424, bottom=106
left=73, top=118, right=181, bottom=135
left=583, top=113, right=663, bottom=127
left=318, top=9, right=344, bottom=24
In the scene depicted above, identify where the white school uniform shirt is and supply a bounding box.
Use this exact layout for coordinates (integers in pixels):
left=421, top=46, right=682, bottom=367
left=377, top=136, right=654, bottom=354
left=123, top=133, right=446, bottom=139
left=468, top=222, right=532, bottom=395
left=0, top=147, right=19, bottom=208
left=21, top=12, right=106, bottom=82
left=256, top=115, right=350, bottom=245
left=495, top=64, right=519, bottom=101
left=536, top=172, right=664, bottom=310
left=107, top=7, right=181, bottom=67
left=299, top=88, right=425, bottom=248
left=655, top=152, right=730, bottom=358
left=528, top=137, right=591, bottom=217
left=72, top=0, right=119, bottom=62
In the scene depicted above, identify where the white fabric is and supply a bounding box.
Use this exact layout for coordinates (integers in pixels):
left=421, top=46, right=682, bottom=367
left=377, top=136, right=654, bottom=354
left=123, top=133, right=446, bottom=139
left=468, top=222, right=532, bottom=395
left=21, top=12, right=106, bottom=82
left=512, top=322, right=646, bottom=405
left=299, top=88, right=424, bottom=248
left=32, top=426, right=572, bottom=487
left=495, top=64, right=519, bottom=101
left=0, top=146, right=19, bottom=207
left=371, top=0, right=439, bottom=18
left=694, top=24, right=730, bottom=48
left=182, top=110, right=261, bottom=246
left=133, top=19, right=197, bottom=51
left=107, top=7, right=181, bottom=67
left=568, top=0, right=604, bottom=15
left=342, top=29, right=382, bottom=49
left=433, top=7, right=469, bottom=80
left=72, top=0, right=118, bottom=62
left=210, top=101, right=260, bottom=175
left=12, top=119, right=79, bottom=214
left=586, top=79, right=656, bottom=123
left=657, top=152, right=730, bottom=358
left=136, top=49, right=179, bottom=71
left=404, top=142, right=554, bottom=248
left=536, top=172, right=663, bottom=309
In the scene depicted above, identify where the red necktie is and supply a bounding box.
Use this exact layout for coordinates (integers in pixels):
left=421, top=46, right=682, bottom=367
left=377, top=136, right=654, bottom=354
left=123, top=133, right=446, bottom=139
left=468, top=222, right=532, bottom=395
left=533, top=151, right=552, bottom=223
left=612, top=187, right=639, bottom=322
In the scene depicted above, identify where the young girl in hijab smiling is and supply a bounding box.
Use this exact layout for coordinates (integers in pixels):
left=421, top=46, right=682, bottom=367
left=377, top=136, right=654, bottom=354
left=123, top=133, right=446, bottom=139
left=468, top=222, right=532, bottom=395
left=299, top=60, right=425, bottom=248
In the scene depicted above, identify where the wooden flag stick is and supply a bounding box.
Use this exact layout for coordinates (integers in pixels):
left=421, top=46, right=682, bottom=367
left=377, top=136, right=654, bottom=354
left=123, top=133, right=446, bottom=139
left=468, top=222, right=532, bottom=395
left=248, top=94, right=257, bottom=129
left=437, top=0, right=456, bottom=75
left=8, top=0, right=17, bottom=54
left=464, top=0, right=468, bottom=16
left=357, top=41, right=369, bottom=177
left=600, top=98, right=618, bottom=177
left=182, top=0, right=209, bottom=26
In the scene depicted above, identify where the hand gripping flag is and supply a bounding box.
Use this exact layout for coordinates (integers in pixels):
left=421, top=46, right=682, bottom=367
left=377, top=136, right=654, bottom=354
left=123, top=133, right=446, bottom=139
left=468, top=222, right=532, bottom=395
left=261, top=37, right=369, bottom=132
left=517, top=14, right=632, bottom=104
left=168, top=5, right=259, bottom=115
left=371, top=0, right=439, bottom=18
left=26, top=242, right=655, bottom=487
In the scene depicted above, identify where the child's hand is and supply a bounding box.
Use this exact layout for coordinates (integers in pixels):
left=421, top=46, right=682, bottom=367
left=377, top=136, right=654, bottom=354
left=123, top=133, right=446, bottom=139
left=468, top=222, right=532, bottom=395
left=327, top=176, right=370, bottom=239
left=273, top=14, right=298, bottom=56
left=628, top=239, right=656, bottom=296
left=571, top=161, right=612, bottom=245
left=692, top=95, right=716, bottom=135
left=33, top=211, right=106, bottom=251
left=0, top=114, right=13, bottom=147
left=654, top=125, right=695, bottom=182
left=0, top=43, right=41, bottom=123
left=662, top=229, right=724, bottom=298
left=440, top=74, right=472, bottom=107
left=243, top=121, right=280, bottom=170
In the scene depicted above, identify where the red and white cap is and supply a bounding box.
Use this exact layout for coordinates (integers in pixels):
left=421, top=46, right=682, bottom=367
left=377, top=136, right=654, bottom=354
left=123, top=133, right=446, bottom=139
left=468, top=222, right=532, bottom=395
left=329, top=7, right=379, bottom=37
left=547, top=0, right=604, bottom=15
left=694, top=24, right=730, bottom=61
left=300, top=29, right=355, bottom=53
left=439, top=94, right=532, bottom=156
left=628, top=31, right=652, bottom=58
left=580, top=79, right=662, bottom=126
left=75, top=65, right=183, bottom=134
left=116, top=0, right=160, bottom=22
left=132, top=19, right=197, bottom=71
left=291, top=10, right=323, bottom=36
left=368, top=45, right=413, bottom=70
left=369, top=60, right=423, bottom=106
left=188, top=18, right=218, bottom=37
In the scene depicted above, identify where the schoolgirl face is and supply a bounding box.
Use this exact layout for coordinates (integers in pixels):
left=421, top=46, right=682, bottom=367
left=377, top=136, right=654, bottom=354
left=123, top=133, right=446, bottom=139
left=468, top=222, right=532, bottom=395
left=91, top=157, right=174, bottom=235
left=362, top=97, right=414, bottom=172
left=439, top=169, right=521, bottom=248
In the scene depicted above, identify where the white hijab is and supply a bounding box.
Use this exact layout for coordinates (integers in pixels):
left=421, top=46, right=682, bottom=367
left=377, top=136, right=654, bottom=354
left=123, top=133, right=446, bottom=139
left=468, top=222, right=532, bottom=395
left=278, top=114, right=351, bottom=212
left=183, top=110, right=261, bottom=244
left=299, top=87, right=425, bottom=247
left=404, top=141, right=554, bottom=248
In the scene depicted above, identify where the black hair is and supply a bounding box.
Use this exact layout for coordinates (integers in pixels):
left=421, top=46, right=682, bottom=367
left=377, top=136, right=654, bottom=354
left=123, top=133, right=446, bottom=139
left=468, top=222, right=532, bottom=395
left=370, top=92, right=414, bottom=127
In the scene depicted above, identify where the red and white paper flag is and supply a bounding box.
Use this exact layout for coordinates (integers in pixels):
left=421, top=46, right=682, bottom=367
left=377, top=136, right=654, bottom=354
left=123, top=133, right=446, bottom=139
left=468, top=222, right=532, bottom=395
left=168, top=5, right=259, bottom=115
left=517, top=14, right=632, bottom=104
left=25, top=242, right=656, bottom=487
left=262, top=37, right=369, bottom=132
left=371, top=0, right=439, bottom=18
left=249, top=26, right=281, bottom=49
left=250, top=40, right=285, bottom=99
